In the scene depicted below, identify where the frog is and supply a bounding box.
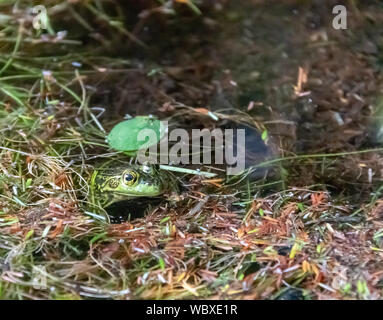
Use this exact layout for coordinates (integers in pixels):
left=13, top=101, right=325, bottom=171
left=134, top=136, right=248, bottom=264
left=90, top=162, right=178, bottom=208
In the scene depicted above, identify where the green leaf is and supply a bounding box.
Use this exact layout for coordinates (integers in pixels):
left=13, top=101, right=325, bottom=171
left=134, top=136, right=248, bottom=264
left=160, top=216, right=171, bottom=224
left=107, top=116, right=165, bottom=152
left=24, top=229, right=34, bottom=240
left=357, top=280, right=369, bottom=297
left=25, top=178, right=33, bottom=188
left=341, top=283, right=351, bottom=294
left=289, top=243, right=299, bottom=259
left=158, top=257, right=165, bottom=270
left=90, top=232, right=107, bottom=244
left=263, top=246, right=277, bottom=255
left=247, top=228, right=258, bottom=234
left=147, top=68, right=163, bottom=77
left=261, top=129, right=268, bottom=141
left=297, top=203, right=305, bottom=212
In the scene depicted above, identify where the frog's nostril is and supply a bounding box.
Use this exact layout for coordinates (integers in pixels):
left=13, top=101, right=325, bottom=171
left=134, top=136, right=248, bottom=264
left=108, top=178, right=119, bottom=188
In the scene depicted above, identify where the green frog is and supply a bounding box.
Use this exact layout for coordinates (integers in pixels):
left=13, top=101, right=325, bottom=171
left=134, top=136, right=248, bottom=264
left=90, top=162, right=178, bottom=208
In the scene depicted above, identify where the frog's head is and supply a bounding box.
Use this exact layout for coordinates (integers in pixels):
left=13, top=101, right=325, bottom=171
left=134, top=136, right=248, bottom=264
left=91, top=164, right=171, bottom=208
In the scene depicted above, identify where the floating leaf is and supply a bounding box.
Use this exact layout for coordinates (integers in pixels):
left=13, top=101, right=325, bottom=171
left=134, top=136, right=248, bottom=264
left=107, top=116, right=165, bottom=153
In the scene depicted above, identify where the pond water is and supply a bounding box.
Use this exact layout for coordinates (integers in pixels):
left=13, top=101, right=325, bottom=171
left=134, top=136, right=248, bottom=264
left=84, top=0, right=383, bottom=220
left=92, top=0, right=382, bottom=199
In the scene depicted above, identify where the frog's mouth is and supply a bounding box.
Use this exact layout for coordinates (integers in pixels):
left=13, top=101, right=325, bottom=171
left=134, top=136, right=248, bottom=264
left=109, top=191, right=162, bottom=198
left=98, top=190, right=163, bottom=210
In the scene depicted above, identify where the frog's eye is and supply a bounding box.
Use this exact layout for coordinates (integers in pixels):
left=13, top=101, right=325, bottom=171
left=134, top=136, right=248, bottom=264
left=123, top=170, right=138, bottom=186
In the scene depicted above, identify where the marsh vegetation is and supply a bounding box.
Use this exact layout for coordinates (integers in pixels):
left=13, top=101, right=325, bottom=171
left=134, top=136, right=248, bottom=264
left=0, top=0, right=382, bottom=299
